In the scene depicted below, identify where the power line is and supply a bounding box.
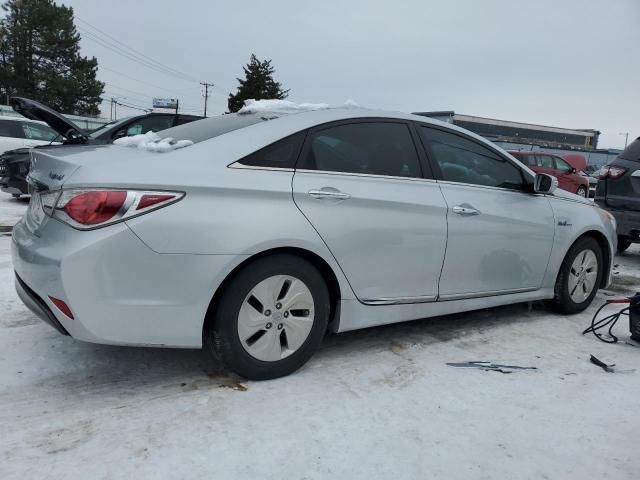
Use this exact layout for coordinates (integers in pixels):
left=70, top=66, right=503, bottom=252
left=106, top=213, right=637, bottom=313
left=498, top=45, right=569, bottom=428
left=79, top=27, right=198, bottom=84
left=76, top=18, right=200, bottom=83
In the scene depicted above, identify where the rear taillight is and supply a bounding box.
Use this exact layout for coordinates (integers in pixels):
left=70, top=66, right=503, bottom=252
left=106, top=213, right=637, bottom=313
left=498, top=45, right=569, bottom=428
left=64, top=191, right=127, bottom=225
left=598, top=165, right=627, bottom=179
left=44, top=188, right=183, bottom=230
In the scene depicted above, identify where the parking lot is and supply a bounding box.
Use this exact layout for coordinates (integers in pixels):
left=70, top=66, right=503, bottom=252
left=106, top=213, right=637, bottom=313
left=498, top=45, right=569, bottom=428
left=0, top=195, right=638, bottom=479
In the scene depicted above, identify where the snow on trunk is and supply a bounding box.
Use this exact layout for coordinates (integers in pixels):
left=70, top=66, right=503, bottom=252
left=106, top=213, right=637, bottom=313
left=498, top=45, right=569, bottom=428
left=113, top=131, right=194, bottom=153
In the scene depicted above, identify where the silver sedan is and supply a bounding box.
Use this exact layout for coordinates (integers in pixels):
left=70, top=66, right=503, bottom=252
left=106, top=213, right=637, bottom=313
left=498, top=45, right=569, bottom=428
left=12, top=106, right=616, bottom=379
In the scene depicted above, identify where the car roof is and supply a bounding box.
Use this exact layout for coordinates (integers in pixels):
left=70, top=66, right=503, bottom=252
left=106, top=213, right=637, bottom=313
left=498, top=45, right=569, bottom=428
left=0, top=116, right=50, bottom=126
left=157, top=106, right=497, bottom=148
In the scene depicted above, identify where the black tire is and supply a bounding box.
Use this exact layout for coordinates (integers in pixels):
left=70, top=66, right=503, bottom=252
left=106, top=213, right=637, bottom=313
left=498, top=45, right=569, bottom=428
left=617, top=237, right=632, bottom=253
left=547, top=236, right=603, bottom=314
left=576, top=186, right=587, bottom=197
left=204, top=254, right=330, bottom=380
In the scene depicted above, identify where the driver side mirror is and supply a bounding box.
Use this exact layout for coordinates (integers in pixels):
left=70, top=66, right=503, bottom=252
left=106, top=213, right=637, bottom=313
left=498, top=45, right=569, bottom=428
left=534, top=173, right=558, bottom=194
left=569, top=167, right=576, bottom=174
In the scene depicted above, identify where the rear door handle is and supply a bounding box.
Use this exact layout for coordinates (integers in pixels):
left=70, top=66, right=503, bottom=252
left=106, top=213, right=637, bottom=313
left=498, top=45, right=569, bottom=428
left=452, top=205, right=480, bottom=216
left=308, top=189, right=351, bottom=200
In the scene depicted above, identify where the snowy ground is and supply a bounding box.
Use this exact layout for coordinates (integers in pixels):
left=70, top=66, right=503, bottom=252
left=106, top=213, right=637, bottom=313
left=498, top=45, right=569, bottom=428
left=1, top=195, right=639, bottom=479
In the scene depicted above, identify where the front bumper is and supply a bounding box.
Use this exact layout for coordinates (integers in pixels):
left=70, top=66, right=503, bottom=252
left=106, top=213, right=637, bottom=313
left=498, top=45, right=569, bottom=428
left=0, top=174, right=29, bottom=196
left=11, top=216, right=245, bottom=348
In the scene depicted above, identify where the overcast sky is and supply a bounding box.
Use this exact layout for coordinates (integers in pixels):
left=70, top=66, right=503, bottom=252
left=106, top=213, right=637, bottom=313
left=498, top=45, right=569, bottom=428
left=64, top=0, right=639, bottom=149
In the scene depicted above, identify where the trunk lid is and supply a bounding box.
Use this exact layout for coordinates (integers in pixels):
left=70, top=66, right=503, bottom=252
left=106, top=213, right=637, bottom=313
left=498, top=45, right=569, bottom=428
left=11, top=97, right=87, bottom=144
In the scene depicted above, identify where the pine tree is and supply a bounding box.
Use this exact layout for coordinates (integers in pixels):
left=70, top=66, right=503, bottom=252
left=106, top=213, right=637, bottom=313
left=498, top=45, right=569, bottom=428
left=228, top=54, right=289, bottom=113
left=0, top=0, right=104, bottom=115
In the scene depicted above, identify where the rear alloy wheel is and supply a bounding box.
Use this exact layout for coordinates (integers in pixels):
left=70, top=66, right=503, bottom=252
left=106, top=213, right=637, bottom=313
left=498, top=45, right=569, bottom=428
left=547, top=237, right=602, bottom=314
left=576, top=186, right=587, bottom=197
left=205, top=254, right=330, bottom=380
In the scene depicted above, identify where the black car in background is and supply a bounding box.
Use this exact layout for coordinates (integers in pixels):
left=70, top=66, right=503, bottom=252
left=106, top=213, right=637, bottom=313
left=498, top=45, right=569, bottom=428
left=0, top=97, right=202, bottom=197
left=595, top=136, right=640, bottom=252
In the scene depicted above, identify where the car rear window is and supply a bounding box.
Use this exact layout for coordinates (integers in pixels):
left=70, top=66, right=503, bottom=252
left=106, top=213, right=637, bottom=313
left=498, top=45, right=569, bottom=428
left=157, top=113, right=272, bottom=144
left=619, top=138, right=640, bottom=162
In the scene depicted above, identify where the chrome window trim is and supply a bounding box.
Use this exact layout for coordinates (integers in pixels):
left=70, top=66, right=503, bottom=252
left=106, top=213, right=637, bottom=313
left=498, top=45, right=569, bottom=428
left=362, top=295, right=437, bottom=305
left=228, top=163, right=294, bottom=172
left=294, top=168, right=438, bottom=183
left=438, top=286, right=538, bottom=301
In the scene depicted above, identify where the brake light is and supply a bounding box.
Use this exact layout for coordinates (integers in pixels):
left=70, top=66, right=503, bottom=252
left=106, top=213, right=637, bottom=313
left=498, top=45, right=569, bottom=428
left=47, top=189, right=183, bottom=229
left=598, top=165, right=627, bottom=179
left=64, top=191, right=127, bottom=225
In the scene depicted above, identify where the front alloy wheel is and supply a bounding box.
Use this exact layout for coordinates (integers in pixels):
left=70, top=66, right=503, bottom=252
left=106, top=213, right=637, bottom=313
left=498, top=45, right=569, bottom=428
left=576, top=186, right=587, bottom=197
left=548, top=236, right=603, bottom=314
left=567, top=249, right=598, bottom=303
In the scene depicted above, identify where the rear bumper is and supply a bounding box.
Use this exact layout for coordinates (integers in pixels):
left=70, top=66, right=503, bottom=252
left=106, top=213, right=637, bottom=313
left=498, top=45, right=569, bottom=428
left=11, top=216, right=246, bottom=348
left=598, top=206, right=640, bottom=239
left=15, top=273, right=69, bottom=336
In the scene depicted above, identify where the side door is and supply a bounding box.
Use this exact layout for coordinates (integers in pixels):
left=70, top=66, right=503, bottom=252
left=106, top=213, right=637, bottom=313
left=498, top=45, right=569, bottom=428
left=292, top=119, right=448, bottom=304
left=417, top=125, right=555, bottom=299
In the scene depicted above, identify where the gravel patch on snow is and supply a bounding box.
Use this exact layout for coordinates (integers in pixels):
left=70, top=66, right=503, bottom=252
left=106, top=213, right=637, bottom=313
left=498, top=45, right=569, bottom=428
left=0, top=200, right=639, bottom=479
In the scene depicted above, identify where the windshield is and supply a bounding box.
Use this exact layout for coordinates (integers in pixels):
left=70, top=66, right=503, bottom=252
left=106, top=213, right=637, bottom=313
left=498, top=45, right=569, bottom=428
left=88, top=117, right=133, bottom=138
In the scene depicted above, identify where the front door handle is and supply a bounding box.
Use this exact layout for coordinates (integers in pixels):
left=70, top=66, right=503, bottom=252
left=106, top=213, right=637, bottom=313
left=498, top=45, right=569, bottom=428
left=452, top=204, right=480, bottom=216
left=308, top=189, right=351, bottom=200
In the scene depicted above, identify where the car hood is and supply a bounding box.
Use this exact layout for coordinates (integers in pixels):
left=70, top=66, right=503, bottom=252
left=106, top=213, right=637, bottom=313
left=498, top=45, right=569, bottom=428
left=10, top=97, right=87, bottom=143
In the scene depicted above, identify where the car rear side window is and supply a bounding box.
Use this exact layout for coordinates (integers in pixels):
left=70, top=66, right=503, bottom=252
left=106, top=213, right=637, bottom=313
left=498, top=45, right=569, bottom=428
left=297, top=122, right=421, bottom=178
left=236, top=131, right=306, bottom=169
left=419, top=126, right=525, bottom=190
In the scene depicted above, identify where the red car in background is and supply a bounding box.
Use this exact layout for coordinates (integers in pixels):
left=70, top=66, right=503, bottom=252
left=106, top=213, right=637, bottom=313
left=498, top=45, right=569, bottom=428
left=508, top=150, right=590, bottom=197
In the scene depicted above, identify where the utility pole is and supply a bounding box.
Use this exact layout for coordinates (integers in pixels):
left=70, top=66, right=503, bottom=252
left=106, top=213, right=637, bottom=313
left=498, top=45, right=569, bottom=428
left=200, top=81, right=214, bottom=117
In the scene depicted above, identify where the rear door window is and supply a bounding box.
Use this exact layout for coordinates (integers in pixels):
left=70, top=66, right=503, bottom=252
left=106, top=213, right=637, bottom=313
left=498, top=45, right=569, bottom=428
left=297, top=122, right=422, bottom=178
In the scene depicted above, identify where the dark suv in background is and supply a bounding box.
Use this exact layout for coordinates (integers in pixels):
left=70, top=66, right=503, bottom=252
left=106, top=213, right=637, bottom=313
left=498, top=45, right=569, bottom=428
left=595, top=136, right=640, bottom=252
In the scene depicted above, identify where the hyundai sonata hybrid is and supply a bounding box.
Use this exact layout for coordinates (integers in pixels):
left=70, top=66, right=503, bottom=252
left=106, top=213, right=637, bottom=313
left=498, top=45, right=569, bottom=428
left=12, top=105, right=616, bottom=379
